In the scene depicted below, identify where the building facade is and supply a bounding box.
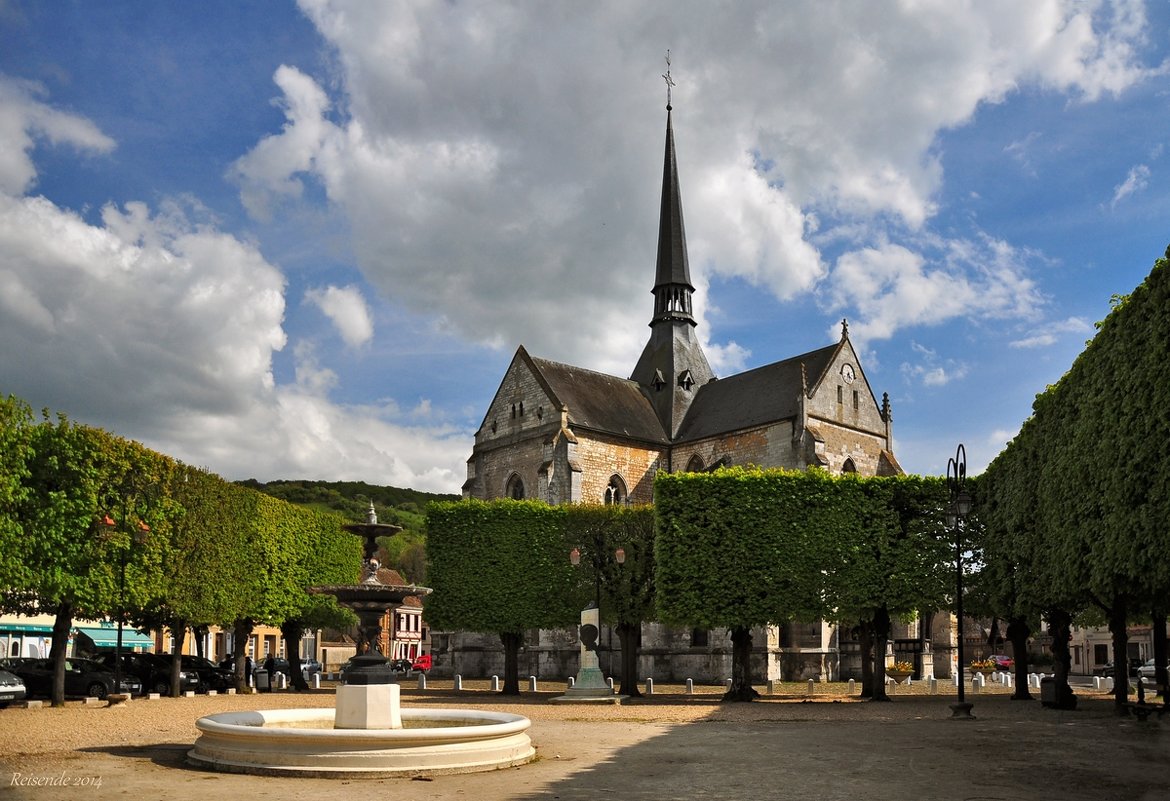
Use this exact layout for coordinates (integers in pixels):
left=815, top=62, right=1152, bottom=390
left=455, top=104, right=904, bottom=682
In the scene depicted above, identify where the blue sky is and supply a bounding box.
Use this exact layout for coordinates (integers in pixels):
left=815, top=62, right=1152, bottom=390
left=1, top=1, right=1168, bottom=493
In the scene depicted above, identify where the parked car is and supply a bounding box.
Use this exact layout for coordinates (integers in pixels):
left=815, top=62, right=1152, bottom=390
left=1137, top=659, right=1166, bottom=680
left=989, top=654, right=1014, bottom=670
left=0, top=668, right=27, bottom=707
left=411, top=654, right=432, bottom=673
left=388, top=658, right=412, bottom=674
left=98, top=652, right=199, bottom=695
left=1095, top=662, right=1117, bottom=678
left=152, top=653, right=229, bottom=693
left=9, top=657, right=140, bottom=700
left=299, top=657, right=322, bottom=677
left=260, top=656, right=291, bottom=676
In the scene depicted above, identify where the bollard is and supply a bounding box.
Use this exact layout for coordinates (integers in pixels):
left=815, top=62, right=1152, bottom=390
left=1106, top=676, right=1115, bottom=692
left=313, top=673, right=321, bottom=689
left=953, top=673, right=960, bottom=687
left=848, top=678, right=856, bottom=695
left=567, top=676, right=575, bottom=688
left=807, top=678, right=815, bottom=696
left=928, top=676, right=938, bottom=695
left=646, top=678, right=654, bottom=695
left=607, top=677, right=614, bottom=690
left=686, top=678, right=694, bottom=694
left=455, top=674, right=463, bottom=691
left=491, top=675, right=500, bottom=692
left=418, top=672, right=427, bottom=690
left=1005, top=673, right=1013, bottom=688
left=767, top=679, right=776, bottom=695
left=726, top=678, right=733, bottom=689
left=279, top=673, right=288, bottom=690
left=528, top=675, right=537, bottom=692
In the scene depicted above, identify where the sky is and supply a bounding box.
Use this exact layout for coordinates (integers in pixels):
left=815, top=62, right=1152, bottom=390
left=1, top=1, right=1168, bottom=494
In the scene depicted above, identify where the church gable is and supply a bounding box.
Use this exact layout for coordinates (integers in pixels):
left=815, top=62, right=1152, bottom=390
left=805, top=336, right=886, bottom=438
left=474, top=346, right=561, bottom=448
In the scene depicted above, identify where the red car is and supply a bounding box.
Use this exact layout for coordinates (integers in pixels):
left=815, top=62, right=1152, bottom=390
left=411, top=654, right=432, bottom=673
left=990, top=654, right=1014, bottom=670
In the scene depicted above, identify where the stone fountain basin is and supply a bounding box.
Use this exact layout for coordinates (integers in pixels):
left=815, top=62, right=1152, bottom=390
left=188, top=707, right=536, bottom=777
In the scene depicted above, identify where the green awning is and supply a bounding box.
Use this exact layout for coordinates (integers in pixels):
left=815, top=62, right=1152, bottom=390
left=73, top=626, right=154, bottom=649
left=0, top=623, right=52, bottom=634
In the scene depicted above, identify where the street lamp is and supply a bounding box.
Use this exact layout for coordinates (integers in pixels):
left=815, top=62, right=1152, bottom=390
left=946, top=444, right=974, bottom=720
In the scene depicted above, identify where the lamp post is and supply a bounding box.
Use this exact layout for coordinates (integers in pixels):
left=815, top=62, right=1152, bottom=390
left=946, top=444, right=974, bottom=719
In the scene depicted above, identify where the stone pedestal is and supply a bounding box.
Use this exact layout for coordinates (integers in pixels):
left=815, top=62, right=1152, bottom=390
left=553, top=607, right=624, bottom=704
left=335, top=682, right=402, bottom=729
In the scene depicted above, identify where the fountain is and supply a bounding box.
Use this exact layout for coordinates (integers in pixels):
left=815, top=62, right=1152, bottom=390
left=188, top=504, right=536, bottom=776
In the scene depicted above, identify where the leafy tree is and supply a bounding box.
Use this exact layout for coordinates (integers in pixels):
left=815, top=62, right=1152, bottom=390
left=426, top=499, right=578, bottom=694
left=563, top=504, right=656, bottom=697
left=0, top=394, right=33, bottom=594
left=656, top=468, right=845, bottom=701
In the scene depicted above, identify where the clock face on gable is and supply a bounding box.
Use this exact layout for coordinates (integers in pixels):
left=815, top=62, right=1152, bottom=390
left=841, top=363, right=856, bottom=384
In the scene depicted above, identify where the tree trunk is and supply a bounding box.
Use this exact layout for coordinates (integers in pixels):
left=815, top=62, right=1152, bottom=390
left=869, top=607, right=891, bottom=702
left=49, top=603, right=74, bottom=708
left=168, top=621, right=187, bottom=697
left=1152, top=608, right=1167, bottom=705
left=282, top=619, right=309, bottom=691
left=1006, top=617, right=1032, bottom=701
left=499, top=631, right=522, bottom=695
left=233, top=619, right=254, bottom=693
left=1047, top=609, right=1077, bottom=710
left=723, top=626, right=759, bottom=702
left=617, top=621, right=642, bottom=698
left=858, top=621, right=874, bottom=699
left=1108, top=599, right=1130, bottom=713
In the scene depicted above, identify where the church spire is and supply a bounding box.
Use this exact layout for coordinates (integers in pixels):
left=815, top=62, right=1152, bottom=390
left=631, top=60, right=714, bottom=439
left=650, top=105, right=696, bottom=326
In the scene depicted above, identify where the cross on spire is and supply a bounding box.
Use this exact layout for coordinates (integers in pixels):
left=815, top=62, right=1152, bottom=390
left=662, top=50, right=675, bottom=110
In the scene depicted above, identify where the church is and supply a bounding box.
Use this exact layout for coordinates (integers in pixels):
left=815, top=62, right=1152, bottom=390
left=442, top=100, right=921, bottom=684
left=463, top=105, right=901, bottom=508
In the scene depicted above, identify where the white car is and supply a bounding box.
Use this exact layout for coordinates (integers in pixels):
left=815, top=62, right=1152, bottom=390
left=1137, top=659, right=1165, bottom=680
left=0, top=668, right=27, bottom=707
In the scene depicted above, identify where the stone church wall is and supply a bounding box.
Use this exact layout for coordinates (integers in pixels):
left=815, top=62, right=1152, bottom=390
left=572, top=433, right=664, bottom=504
left=674, top=420, right=801, bottom=471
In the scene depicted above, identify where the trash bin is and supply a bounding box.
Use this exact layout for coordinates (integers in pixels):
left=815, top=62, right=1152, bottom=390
left=254, top=668, right=270, bottom=692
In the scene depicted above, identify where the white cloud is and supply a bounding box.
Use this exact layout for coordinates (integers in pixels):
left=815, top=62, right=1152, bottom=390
left=222, top=1, right=1162, bottom=379
left=826, top=236, right=1046, bottom=347
left=1009, top=316, right=1093, bottom=348
left=305, top=284, right=374, bottom=347
left=0, top=76, right=115, bottom=194
left=1110, top=163, right=1151, bottom=207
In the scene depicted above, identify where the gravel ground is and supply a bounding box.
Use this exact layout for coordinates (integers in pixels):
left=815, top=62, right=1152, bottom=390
left=1, top=679, right=1166, bottom=801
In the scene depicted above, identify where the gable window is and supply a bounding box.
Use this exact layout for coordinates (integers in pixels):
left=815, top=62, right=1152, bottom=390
left=837, top=385, right=843, bottom=404
left=842, top=458, right=857, bottom=474
left=853, top=390, right=859, bottom=410
left=685, top=454, right=704, bottom=473
left=506, top=473, right=525, bottom=500
left=605, top=475, right=627, bottom=505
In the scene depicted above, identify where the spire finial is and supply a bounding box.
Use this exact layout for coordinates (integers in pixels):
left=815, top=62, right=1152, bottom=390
left=662, top=50, right=675, bottom=110
left=841, top=318, right=849, bottom=339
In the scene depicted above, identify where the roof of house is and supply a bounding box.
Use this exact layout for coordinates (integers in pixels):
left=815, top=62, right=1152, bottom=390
left=529, top=355, right=669, bottom=444
left=674, top=343, right=839, bottom=442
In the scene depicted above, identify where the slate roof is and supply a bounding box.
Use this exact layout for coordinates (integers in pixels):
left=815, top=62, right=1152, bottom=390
left=528, top=355, right=669, bottom=445
left=674, top=343, right=839, bottom=443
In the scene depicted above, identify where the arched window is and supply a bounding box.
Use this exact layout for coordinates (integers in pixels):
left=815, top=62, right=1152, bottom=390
left=604, top=475, right=627, bottom=505
left=685, top=454, right=704, bottom=473
left=505, top=473, right=525, bottom=500
left=842, top=458, right=857, bottom=474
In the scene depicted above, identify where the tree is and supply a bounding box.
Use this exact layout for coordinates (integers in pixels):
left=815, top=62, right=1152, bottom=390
left=426, top=499, right=578, bottom=695
left=563, top=504, right=656, bottom=697
left=656, top=468, right=844, bottom=701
